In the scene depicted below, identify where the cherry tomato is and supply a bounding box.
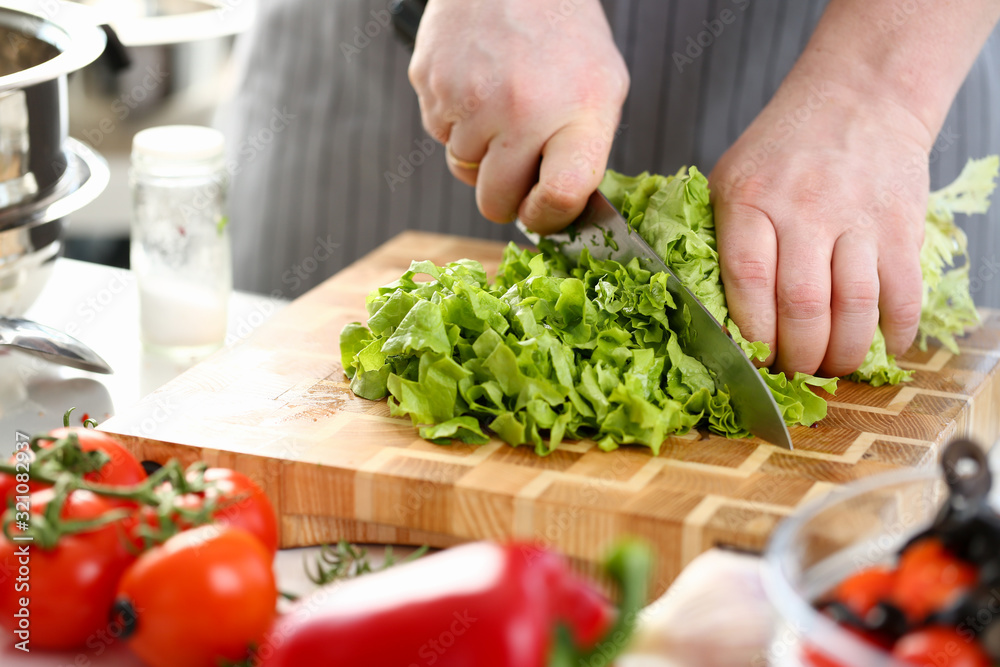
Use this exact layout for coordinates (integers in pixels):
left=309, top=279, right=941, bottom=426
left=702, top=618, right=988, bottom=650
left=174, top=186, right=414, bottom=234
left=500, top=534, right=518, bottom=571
left=149, top=468, right=278, bottom=555
left=892, top=626, right=991, bottom=667
left=0, top=429, right=145, bottom=505
left=831, top=565, right=897, bottom=618
left=891, top=539, right=977, bottom=622
left=114, top=525, right=277, bottom=667
left=0, top=489, right=137, bottom=649
left=47, top=427, right=147, bottom=489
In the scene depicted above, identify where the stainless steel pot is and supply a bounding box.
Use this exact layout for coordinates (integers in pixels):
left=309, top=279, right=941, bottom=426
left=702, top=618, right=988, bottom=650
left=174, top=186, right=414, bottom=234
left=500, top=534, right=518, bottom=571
left=0, top=137, right=109, bottom=316
left=0, top=1, right=106, bottom=211
left=67, top=0, right=250, bottom=155
left=0, top=1, right=109, bottom=317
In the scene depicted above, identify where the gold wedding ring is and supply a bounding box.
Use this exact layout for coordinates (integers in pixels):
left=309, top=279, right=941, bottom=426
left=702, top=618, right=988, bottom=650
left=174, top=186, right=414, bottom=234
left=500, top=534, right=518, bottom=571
left=446, top=144, right=480, bottom=171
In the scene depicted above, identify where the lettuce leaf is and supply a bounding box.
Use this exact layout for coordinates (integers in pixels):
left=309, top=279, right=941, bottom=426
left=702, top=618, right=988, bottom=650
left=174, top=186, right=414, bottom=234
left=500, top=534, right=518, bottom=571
left=341, top=157, right=997, bottom=454
left=916, top=156, right=999, bottom=352
left=848, top=328, right=913, bottom=387
left=600, top=167, right=835, bottom=427
left=341, top=244, right=750, bottom=455
left=603, top=156, right=999, bottom=391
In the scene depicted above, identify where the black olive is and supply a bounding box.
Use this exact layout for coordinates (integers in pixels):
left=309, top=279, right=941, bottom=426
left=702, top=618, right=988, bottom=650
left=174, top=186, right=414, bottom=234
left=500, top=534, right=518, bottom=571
left=820, top=600, right=867, bottom=629
left=865, top=601, right=910, bottom=640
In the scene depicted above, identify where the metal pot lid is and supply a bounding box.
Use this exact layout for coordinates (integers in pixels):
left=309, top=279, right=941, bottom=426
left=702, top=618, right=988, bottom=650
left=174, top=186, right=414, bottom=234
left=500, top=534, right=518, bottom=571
left=0, top=137, right=109, bottom=232
left=75, top=0, right=253, bottom=46
left=0, top=1, right=106, bottom=93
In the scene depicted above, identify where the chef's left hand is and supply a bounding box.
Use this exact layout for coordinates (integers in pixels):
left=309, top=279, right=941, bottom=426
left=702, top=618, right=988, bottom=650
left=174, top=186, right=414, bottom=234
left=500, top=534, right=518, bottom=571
left=710, top=66, right=930, bottom=377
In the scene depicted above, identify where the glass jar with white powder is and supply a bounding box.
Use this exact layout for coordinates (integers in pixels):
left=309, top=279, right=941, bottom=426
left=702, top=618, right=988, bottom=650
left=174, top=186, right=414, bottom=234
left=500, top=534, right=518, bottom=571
left=130, top=125, right=231, bottom=359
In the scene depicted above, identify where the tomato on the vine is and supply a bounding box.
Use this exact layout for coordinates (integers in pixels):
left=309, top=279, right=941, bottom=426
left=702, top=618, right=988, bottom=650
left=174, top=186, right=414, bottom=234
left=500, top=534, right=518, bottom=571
left=892, top=626, right=991, bottom=667
left=47, top=427, right=147, bottom=488
left=114, top=525, right=277, bottom=667
left=0, top=428, right=146, bottom=505
left=147, top=468, right=278, bottom=554
left=0, top=489, right=137, bottom=649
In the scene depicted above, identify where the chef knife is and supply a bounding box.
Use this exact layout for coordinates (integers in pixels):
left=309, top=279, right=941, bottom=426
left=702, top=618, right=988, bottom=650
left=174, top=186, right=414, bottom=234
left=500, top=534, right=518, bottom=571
left=517, top=190, right=793, bottom=450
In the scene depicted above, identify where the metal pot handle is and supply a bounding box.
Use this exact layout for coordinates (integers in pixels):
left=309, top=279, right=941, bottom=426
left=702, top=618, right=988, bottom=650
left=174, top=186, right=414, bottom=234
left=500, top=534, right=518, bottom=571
left=98, top=24, right=132, bottom=74
left=39, top=138, right=110, bottom=225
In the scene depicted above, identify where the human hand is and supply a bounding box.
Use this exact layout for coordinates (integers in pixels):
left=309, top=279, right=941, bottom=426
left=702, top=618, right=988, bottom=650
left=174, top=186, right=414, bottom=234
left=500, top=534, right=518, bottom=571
left=408, top=0, right=628, bottom=234
left=710, top=68, right=932, bottom=377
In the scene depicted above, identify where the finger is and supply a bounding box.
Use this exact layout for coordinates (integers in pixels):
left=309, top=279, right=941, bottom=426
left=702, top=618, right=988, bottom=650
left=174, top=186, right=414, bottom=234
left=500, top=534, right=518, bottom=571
left=714, top=200, right=778, bottom=366
left=414, top=93, right=452, bottom=145
left=475, top=134, right=542, bottom=223
left=517, top=119, right=613, bottom=235
left=444, top=122, right=491, bottom=187
left=774, top=231, right=834, bottom=376
left=820, top=234, right=880, bottom=377
left=878, top=239, right=923, bottom=356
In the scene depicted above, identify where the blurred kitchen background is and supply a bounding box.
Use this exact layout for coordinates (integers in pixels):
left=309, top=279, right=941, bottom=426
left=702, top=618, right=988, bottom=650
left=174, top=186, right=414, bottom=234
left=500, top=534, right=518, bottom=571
left=64, top=0, right=253, bottom=267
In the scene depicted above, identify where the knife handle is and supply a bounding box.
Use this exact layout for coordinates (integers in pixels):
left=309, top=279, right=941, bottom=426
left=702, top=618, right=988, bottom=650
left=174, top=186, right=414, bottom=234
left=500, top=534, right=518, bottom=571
left=390, top=0, right=427, bottom=49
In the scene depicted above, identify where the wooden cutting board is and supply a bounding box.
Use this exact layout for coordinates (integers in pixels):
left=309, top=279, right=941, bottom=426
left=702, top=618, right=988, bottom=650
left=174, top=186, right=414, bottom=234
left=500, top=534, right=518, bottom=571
left=101, top=231, right=1000, bottom=594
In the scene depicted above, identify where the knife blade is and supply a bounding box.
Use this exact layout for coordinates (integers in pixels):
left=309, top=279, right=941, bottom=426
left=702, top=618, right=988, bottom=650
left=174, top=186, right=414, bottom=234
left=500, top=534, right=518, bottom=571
left=516, top=190, right=793, bottom=450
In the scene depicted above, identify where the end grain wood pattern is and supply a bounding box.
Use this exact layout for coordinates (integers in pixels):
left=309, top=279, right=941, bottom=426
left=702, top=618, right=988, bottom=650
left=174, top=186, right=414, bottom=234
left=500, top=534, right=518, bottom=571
left=102, top=231, right=1000, bottom=594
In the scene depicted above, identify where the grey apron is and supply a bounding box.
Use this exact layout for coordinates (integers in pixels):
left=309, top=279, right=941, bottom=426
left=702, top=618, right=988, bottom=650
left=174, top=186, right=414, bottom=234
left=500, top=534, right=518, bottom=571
left=223, top=0, right=1000, bottom=307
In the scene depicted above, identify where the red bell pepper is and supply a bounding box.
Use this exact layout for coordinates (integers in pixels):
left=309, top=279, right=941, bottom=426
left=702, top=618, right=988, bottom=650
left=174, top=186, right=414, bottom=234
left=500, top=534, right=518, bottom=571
left=258, top=540, right=651, bottom=667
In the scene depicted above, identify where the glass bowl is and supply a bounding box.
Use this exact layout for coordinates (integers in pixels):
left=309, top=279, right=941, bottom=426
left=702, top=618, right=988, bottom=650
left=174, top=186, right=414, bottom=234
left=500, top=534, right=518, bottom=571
left=763, top=467, right=949, bottom=666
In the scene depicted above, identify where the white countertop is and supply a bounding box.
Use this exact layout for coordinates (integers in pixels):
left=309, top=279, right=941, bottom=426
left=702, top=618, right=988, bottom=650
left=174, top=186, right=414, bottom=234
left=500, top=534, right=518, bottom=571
left=0, top=259, right=715, bottom=667
left=0, top=258, right=287, bottom=440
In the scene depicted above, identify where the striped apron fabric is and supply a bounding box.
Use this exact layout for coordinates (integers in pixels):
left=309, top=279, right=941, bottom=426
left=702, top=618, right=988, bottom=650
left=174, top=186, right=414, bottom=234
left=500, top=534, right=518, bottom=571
left=221, top=0, right=1000, bottom=307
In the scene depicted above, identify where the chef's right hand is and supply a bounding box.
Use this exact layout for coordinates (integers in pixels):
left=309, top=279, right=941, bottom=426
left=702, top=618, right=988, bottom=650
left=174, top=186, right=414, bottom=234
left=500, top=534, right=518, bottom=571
left=409, top=0, right=629, bottom=235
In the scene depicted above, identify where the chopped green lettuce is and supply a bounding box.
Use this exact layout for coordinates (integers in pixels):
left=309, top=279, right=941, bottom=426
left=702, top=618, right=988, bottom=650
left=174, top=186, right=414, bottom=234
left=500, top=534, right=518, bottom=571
left=340, top=157, right=997, bottom=454
left=601, top=166, right=837, bottom=426
left=848, top=328, right=913, bottom=387
left=342, top=246, right=720, bottom=455
left=916, top=156, right=999, bottom=352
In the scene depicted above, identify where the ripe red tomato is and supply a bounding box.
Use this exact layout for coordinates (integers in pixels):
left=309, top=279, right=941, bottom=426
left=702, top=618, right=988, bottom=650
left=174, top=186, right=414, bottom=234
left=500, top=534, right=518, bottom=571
left=148, top=468, right=278, bottom=555
left=831, top=565, right=896, bottom=618
left=891, top=539, right=977, bottom=622
left=0, top=489, right=137, bottom=649
left=892, top=627, right=991, bottom=667
left=0, top=428, right=146, bottom=504
left=47, top=428, right=146, bottom=487
left=114, top=525, right=277, bottom=667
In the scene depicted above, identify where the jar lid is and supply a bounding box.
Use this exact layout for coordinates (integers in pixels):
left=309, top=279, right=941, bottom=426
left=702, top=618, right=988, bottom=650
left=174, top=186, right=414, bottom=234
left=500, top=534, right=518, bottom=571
left=132, top=125, right=225, bottom=167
